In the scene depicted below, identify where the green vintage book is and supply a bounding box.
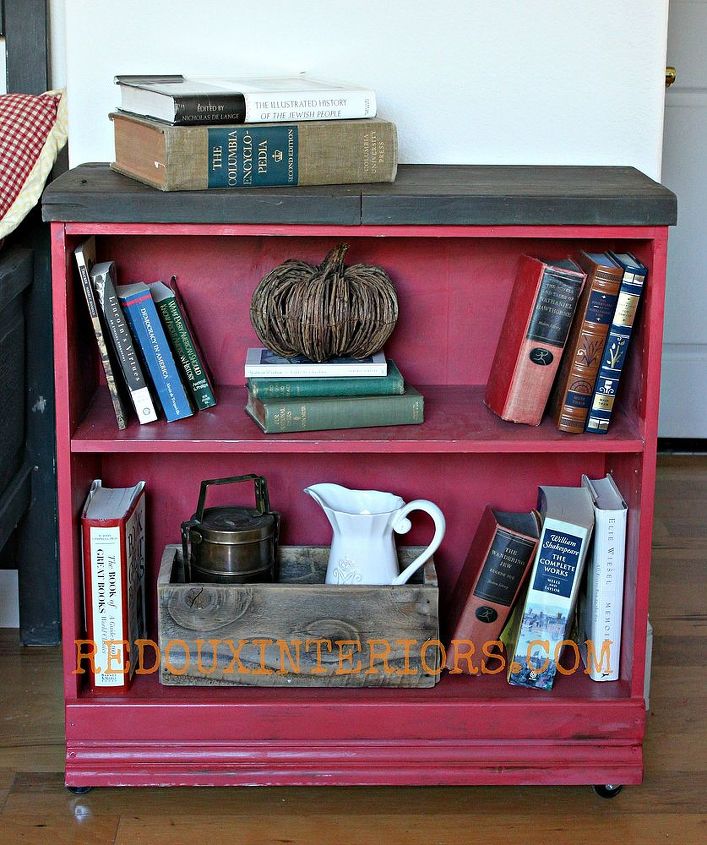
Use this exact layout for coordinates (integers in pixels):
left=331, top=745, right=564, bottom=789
left=245, top=385, right=424, bottom=433
left=110, top=111, right=397, bottom=190
left=247, top=361, right=405, bottom=400
left=150, top=281, right=217, bottom=410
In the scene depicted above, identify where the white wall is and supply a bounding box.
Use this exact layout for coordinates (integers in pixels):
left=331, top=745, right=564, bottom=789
left=62, top=0, right=670, bottom=176
left=49, top=0, right=67, bottom=89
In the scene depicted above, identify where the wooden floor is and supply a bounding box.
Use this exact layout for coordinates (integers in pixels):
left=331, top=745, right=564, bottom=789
left=0, top=455, right=704, bottom=844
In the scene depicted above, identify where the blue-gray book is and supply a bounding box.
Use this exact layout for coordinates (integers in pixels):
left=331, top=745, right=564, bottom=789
left=117, top=283, right=193, bottom=423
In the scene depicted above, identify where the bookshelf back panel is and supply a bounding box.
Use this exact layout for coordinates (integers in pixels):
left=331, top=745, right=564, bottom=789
left=88, top=450, right=609, bottom=622
left=69, top=234, right=655, bottom=395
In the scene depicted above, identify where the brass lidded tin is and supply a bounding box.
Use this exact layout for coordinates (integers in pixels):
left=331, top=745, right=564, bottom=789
left=181, top=475, right=279, bottom=584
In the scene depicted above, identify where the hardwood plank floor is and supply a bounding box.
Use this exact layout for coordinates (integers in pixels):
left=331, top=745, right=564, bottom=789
left=0, top=455, right=704, bottom=844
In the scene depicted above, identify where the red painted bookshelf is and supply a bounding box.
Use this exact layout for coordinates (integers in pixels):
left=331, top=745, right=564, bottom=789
left=43, top=164, right=676, bottom=789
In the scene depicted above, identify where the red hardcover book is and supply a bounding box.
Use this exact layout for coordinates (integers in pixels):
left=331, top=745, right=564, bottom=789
left=484, top=255, right=586, bottom=425
left=445, top=506, right=540, bottom=674
left=80, top=479, right=146, bottom=692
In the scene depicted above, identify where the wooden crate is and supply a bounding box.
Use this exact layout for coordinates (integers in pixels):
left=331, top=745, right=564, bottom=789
left=157, top=544, right=439, bottom=687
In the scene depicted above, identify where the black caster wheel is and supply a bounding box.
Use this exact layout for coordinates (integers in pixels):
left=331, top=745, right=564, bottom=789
left=67, top=785, right=93, bottom=794
left=593, top=784, right=623, bottom=799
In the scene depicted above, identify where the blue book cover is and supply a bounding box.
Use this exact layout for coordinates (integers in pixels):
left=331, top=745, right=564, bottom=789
left=116, top=283, right=193, bottom=423
left=585, top=253, right=647, bottom=434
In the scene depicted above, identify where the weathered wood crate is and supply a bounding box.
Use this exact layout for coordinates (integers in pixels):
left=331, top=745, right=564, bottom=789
left=157, top=544, right=439, bottom=687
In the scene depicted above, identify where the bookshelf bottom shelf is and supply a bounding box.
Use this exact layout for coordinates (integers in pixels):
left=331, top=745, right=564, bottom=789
left=65, top=673, right=645, bottom=787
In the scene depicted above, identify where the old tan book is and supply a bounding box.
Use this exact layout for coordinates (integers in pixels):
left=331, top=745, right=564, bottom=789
left=110, top=111, right=397, bottom=190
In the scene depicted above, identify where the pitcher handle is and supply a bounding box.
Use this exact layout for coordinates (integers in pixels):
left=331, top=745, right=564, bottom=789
left=390, top=500, right=446, bottom=585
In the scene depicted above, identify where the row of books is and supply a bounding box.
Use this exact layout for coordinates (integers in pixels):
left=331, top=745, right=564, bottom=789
left=446, top=474, right=627, bottom=690
left=485, top=251, right=648, bottom=434
left=110, top=74, right=397, bottom=191
left=243, top=349, right=423, bottom=433
left=75, top=237, right=216, bottom=430
left=81, top=471, right=627, bottom=691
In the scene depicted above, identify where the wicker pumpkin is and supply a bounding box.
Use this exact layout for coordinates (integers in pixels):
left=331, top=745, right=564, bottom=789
left=249, top=243, right=398, bottom=362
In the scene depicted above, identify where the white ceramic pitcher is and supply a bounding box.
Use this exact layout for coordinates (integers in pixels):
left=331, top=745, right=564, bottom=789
left=304, top=483, right=446, bottom=586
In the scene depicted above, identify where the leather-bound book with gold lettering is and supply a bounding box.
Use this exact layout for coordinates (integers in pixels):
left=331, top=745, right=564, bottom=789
left=550, top=252, right=624, bottom=433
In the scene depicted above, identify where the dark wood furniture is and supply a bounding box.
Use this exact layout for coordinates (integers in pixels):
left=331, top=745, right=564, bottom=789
left=0, top=0, right=60, bottom=644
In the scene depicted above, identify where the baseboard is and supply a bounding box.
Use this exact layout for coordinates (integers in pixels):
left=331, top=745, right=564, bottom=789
left=658, top=437, right=707, bottom=454
left=660, top=347, right=707, bottom=437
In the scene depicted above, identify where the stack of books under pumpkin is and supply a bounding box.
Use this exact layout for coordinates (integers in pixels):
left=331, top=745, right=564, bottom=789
left=243, top=348, right=424, bottom=433
left=109, top=74, right=397, bottom=191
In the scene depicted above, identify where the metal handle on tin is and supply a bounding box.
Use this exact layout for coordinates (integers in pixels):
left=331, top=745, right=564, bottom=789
left=180, top=518, right=199, bottom=582
left=194, top=474, right=271, bottom=522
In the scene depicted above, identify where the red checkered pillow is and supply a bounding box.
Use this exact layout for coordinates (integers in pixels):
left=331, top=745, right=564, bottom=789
left=0, top=90, right=67, bottom=238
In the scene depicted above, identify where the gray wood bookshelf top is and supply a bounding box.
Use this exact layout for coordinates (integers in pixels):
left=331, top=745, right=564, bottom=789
left=42, top=162, right=676, bottom=226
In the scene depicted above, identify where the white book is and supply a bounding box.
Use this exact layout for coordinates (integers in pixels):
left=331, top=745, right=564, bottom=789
left=579, top=473, right=628, bottom=681
left=114, top=75, right=376, bottom=125
left=507, top=484, right=594, bottom=691
left=244, top=348, right=387, bottom=378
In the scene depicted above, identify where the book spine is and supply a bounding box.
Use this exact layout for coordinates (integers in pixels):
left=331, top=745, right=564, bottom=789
left=243, top=89, right=376, bottom=122
left=75, top=252, right=128, bottom=430
left=247, top=364, right=405, bottom=399
left=581, top=506, right=626, bottom=681
left=585, top=267, right=647, bottom=434
left=445, top=509, right=539, bottom=673
left=245, top=363, right=388, bottom=379
left=84, top=520, right=126, bottom=688
left=552, top=264, right=622, bottom=433
left=485, top=258, right=585, bottom=426
left=248, top=391, right=424, bottom=433
left=119, top=292, right=193, bottom=423
left=155, top=295, right=217, bottom=410
left=124, top=491, right=147, bottom=678
left=172, top=92, right=246, bottom=125
left=92, top=266, right=158, bottom=424
left=203, top=121, right=395, bottom=189
left=507, top=515, right=591, bottom=691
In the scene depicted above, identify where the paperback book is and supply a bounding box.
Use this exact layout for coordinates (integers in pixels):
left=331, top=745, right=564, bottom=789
left=507, top=484, right=594, bottom=691
left=81, top=479, right=146, bottom=691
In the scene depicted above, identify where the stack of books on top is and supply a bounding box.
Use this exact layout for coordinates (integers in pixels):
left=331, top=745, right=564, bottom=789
left=243, top=348, right=424, bottom=434
left=109, top=74, right=397, bottom=191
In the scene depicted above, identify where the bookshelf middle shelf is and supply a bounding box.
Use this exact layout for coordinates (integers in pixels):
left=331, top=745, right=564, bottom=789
left=70, top=384, right=644, bottom=454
